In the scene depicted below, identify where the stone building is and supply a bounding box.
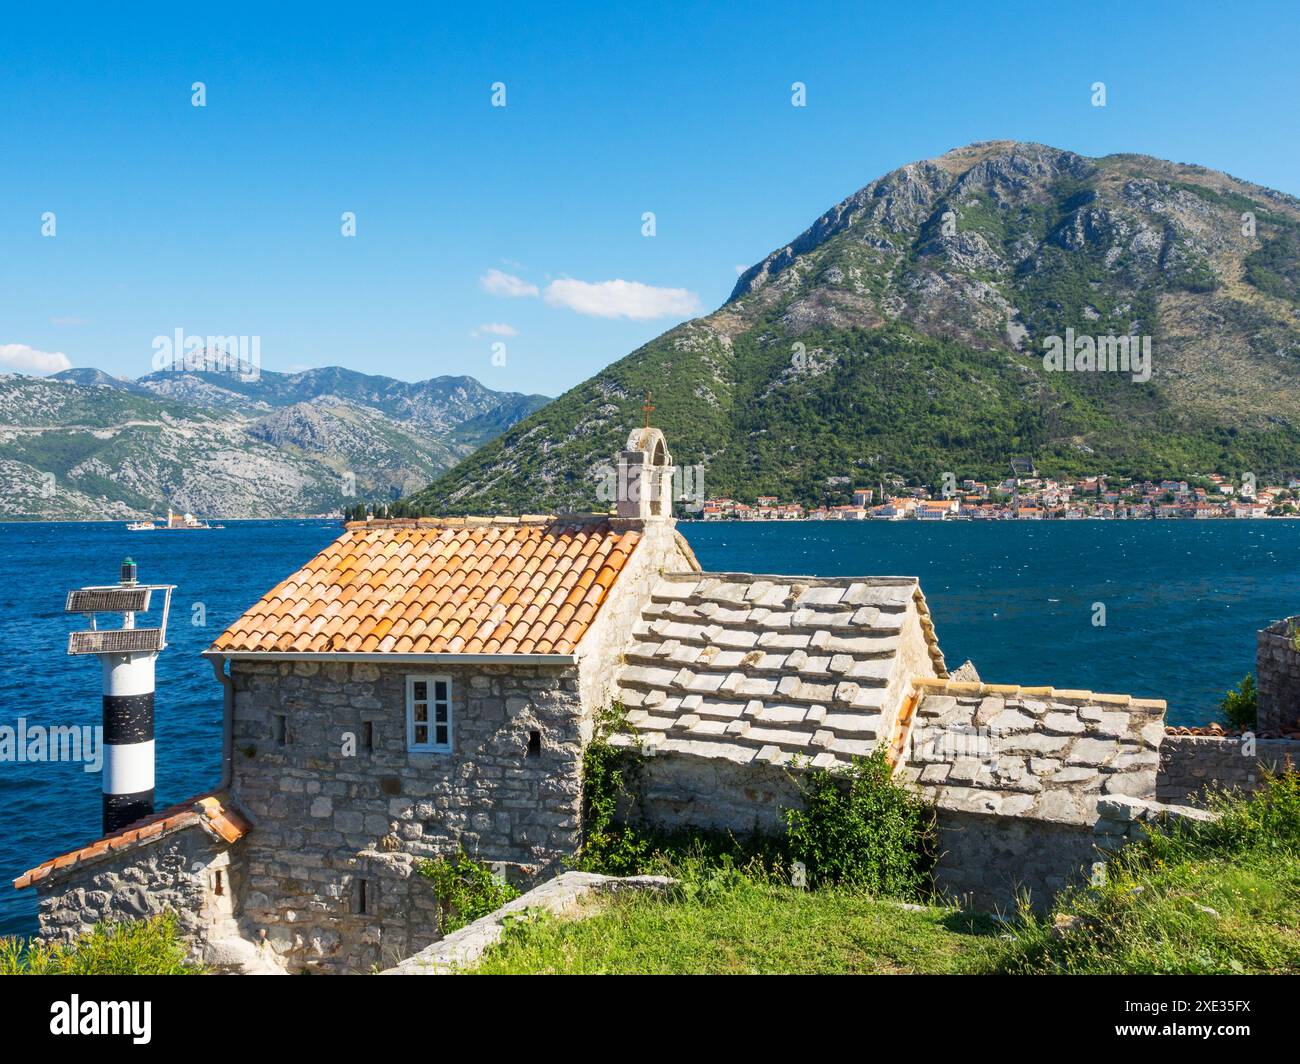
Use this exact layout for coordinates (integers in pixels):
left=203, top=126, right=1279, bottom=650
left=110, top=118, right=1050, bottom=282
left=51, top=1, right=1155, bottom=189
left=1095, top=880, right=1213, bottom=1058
left=14, top=425, right=1300, bottom=971
left=1257, top=616, right=1300, bottom=734
left=18, top=426, right=697, bottom=972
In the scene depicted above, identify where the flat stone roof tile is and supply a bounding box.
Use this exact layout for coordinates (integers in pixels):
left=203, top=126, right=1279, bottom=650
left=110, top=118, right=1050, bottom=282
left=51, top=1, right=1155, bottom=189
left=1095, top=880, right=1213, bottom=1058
left=613, top=571, right=950, bottom=775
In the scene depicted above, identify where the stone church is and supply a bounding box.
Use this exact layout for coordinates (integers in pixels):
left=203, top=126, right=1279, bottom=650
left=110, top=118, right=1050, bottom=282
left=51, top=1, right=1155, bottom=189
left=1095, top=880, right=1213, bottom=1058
left=16, top=425, right=1295, bottom=973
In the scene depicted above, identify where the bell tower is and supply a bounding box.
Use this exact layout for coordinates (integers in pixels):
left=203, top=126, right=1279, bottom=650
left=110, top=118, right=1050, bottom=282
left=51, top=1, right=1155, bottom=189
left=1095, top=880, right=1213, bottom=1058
left=617, top=420, right=674, bottom=520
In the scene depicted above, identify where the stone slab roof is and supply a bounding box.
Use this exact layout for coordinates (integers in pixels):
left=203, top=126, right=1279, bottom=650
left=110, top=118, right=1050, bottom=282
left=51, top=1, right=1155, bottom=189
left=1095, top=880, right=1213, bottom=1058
left=15, top=792, right=251, bottom=890
left=210, top=516, right=641, bottom=656
left=613, top=572, right=946, bottom=770
left=897, top=679, right=1167, bottom=823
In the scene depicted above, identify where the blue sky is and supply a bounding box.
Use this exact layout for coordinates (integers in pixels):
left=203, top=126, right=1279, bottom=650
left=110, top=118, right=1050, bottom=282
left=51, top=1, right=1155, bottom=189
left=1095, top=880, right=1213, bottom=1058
left=2, top=0, right=1296, bottom=397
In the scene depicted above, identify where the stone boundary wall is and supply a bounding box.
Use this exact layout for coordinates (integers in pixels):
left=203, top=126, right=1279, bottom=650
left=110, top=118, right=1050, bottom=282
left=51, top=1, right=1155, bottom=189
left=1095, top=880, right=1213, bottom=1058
left=629, top=748, right=1104, bottom=913
left=1156, top=734, right=1300, bottom=805
left=1093, top=795, right=1215, bottom=853
left=1258, top=616, right=1300, bottom=733
left=935, top=795, right=1222, bottom=912
left=383, top=871, right=676, bottom=974
left=932, top=809, right=1096, bottom=912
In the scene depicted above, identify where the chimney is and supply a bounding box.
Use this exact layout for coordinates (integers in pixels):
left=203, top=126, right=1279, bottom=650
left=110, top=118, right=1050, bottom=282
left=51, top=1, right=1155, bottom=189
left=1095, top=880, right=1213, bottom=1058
left=65, top=559, right=174, bottom=833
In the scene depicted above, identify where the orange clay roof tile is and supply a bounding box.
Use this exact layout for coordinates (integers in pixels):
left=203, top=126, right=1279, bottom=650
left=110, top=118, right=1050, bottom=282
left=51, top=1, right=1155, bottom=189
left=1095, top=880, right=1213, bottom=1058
left=14, top=791, right=251, bottom=890
left=209, top=519, right=641, bottom=657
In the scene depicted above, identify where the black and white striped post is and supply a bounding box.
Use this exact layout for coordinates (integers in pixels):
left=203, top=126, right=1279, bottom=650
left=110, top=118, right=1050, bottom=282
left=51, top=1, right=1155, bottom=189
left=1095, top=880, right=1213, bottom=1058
left=101, top=558, right=156, bottom=830
left=66, top=558, right=174, bottom=834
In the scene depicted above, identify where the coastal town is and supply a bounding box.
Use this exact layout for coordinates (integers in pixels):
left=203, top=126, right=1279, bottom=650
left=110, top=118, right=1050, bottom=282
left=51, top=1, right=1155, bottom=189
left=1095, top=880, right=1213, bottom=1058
left=698, top=472, right=1300, bottom=521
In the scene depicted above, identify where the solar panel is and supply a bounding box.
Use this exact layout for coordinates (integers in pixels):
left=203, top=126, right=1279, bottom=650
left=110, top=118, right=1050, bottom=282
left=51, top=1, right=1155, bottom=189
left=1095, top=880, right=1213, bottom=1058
left=68, top=628, right=165, bottom=656
left=65, top=588, right=151, bottom=614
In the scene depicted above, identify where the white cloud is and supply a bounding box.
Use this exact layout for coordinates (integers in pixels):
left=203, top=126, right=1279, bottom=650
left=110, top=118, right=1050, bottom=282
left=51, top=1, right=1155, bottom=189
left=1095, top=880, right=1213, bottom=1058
left=734, top=264, right=749, bottom=276
left=472, top=323, right=519, bottom=338
left=543, top=278, right=701, bottom=321
left=0, top=343, right=72, bottom=375
left=479, top=268, right=539, bottom=298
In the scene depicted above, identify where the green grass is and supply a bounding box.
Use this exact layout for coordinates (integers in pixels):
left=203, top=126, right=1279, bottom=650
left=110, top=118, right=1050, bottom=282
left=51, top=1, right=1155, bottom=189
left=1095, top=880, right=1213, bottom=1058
left=468, top=774, right=1300, bottom=975
left=979, top=773, right=1300, bottom=974
left=978, top=849, right=1300, bottom=974
left=0, top=914, right=205, bottom=975
left=468, top=879, right=1000, bottom=975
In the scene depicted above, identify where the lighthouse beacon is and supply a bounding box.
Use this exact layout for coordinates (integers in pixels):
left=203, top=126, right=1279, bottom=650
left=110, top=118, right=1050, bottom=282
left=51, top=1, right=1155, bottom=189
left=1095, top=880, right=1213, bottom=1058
left=65, top=558, right=174, bottom=833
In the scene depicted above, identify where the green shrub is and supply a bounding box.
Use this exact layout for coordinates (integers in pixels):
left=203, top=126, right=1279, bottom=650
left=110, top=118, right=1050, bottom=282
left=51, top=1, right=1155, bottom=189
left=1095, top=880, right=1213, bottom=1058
left=784, top=750, right=937, bottom=898
left=573, top=704, right=656, bottom=875
left=0, top=914, right=203, bottom=974
left=575, top=706, right=792, bottom=884
left=416, top=849, right=521, bottom=933
left=1219, top=673, right=1258, bottom=730
left=1199, top=765, right=1300, bottom=854
left=577, top=710, right=937, bottom=900
left=981, top=771, right=1300, bottom=974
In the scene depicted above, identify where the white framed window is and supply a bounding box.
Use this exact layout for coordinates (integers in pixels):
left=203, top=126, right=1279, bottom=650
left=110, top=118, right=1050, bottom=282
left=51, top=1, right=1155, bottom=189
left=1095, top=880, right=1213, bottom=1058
left=406, top=674, right=452, bottom=753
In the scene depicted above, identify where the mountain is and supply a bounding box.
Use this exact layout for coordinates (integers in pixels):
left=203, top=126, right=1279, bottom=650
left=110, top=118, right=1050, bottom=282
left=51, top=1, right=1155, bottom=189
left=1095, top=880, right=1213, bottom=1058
left=48, top=367, right=153, bottom=396
left=407, top=141, right=1300, bottom=516
left=128, top=365, right=544, bottom=436
left=1, top=366, right=549, bottom=520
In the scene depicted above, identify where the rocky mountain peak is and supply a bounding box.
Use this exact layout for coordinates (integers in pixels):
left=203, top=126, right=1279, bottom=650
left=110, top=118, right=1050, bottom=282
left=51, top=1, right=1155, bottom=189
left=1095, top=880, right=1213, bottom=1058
left=412, top=142, right=1300, bottom=516
left=0, top=367, right=552, bottom=519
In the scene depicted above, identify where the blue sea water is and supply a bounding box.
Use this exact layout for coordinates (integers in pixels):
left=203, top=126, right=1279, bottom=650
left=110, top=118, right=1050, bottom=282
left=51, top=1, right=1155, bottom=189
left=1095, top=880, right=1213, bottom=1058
left=1, top=517, right=1297, bottom=936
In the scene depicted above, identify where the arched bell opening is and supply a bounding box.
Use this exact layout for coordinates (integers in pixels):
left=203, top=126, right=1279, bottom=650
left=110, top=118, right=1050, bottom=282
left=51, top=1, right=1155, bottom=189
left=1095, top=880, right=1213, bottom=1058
left=617, top=425, right=675, bottom=521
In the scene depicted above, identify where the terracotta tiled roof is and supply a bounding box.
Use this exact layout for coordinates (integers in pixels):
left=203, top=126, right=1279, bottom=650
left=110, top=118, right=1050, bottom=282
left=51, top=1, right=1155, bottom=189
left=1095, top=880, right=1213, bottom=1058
left=14, top=792, right=251, bottom=890
left=1167, top=723, right=1300, bottom=739
left=209, top=516, right=642, bottom=657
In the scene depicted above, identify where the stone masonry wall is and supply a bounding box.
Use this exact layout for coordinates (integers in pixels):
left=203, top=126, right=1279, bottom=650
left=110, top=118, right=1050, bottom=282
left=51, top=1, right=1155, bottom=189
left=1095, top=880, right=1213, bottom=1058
left=1258, top=616, right=1300, bottom=733
left=932, top=809, right=1097, bottom=912
left=1093, top=794, right=1215, bottom=852
left=633, top=748, right=803, bottom=835
left=576, top=520, right=697, bottom=722
left=35, top=823, right=237, bottom=957
left=1156, top=733, right=1300, bottom=805
left=628, top=750, right=1101, bottom=912
left=229, top=659, right=586, bottom=972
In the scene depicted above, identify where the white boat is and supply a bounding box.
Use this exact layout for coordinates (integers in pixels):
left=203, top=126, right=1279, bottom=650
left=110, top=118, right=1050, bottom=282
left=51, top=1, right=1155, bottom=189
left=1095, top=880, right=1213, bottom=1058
left=126, top=520, right=157, bottom=531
